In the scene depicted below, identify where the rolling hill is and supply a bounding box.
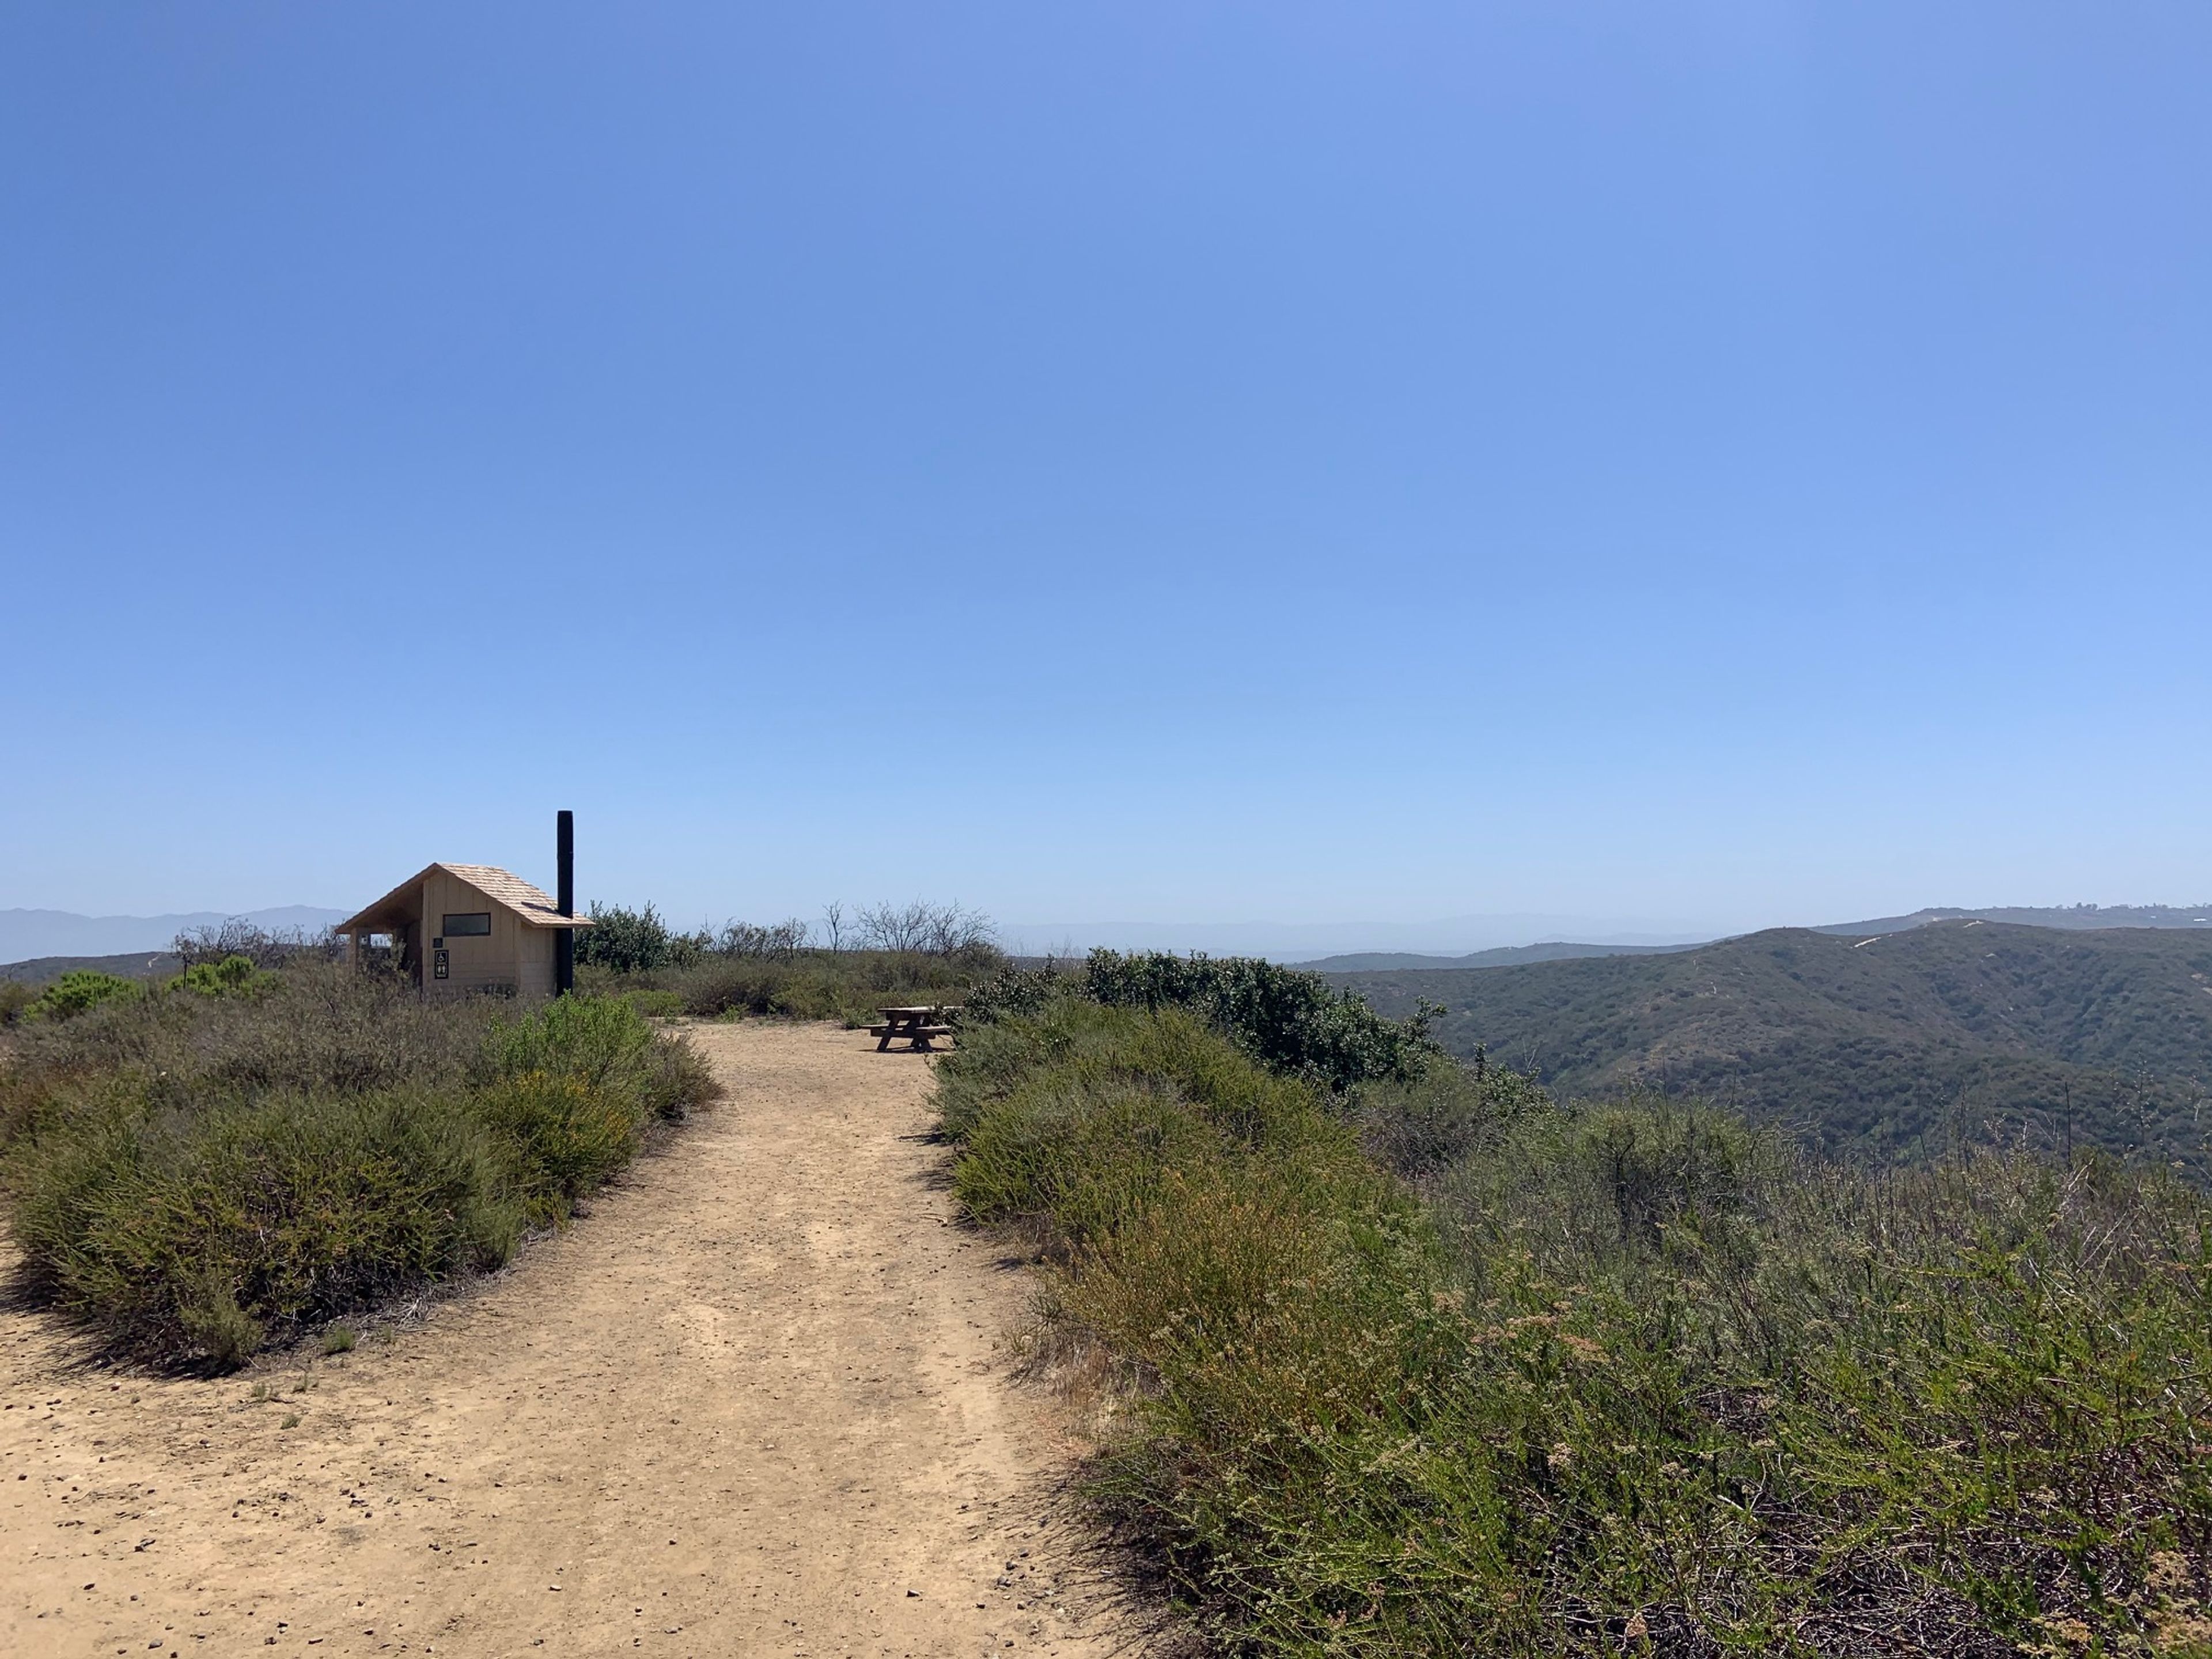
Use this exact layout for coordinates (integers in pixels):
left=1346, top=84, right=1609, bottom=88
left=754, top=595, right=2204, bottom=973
left=1812, top=903, right=2212, bottom=935
left=1330, top=920, right=2212, bottom=1173
left=1295, top=903, right=2212, bottom=972
left=0, top=951, right=183, bottom=987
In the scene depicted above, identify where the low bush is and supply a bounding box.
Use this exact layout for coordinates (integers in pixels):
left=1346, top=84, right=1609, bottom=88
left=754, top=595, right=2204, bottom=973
left=486, top=990, right=650, bottom=1091
left=609, top=987, right=685, bottom=1019
left=11, top=1086, right=521, bottom=1369
left=942, top=999, right=1381, bottom=1244
left=176, top=952, right=275, bottom=998
left=574, top=898, right=1004, bottom=1024
left=7, top=959, right=495, bottom=1108
left=941, top=1002, right=2212, bottom=1656
left=26, top=969, right=144, bottom=1023
left=1081, top=949, right=1442, bottom=1094
left=952, top=950, right=1441, bottom=1097
left=476, top=1070, right=647, bottom=1219
left=584, top=946, right=993, bottom=1027
left=485, top=990, right=716, bottom=1124
left=1356, top=1048, right=1554, bottom=1179
left=0, top=963, right=719, bottom=1366
left=574, top=901, right=711, bottom=974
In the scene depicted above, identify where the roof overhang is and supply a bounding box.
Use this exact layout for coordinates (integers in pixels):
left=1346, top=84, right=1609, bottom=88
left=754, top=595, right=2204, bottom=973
left=335, top=863, right=594, bottom=935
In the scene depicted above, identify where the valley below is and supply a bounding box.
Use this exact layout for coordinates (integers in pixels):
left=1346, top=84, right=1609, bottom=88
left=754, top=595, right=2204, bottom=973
left=1332, top=918, right=2212, bottom=1171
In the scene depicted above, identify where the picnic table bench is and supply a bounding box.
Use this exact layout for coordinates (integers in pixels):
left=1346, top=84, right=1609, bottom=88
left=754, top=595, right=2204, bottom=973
left=870, top=1005, right=958, bottom=1052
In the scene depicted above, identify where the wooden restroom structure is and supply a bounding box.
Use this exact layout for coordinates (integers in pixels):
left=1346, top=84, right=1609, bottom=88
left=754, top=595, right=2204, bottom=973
left=334, top=816, right=587, bottom=999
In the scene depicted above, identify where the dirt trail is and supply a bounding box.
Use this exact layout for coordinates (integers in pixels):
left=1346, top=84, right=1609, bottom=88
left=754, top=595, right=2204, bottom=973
left=0, top=1023, right=1127, bottom=1659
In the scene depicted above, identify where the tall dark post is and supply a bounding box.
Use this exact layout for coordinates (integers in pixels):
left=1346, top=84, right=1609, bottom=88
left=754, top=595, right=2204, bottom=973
left=555, top=809, right=575, bottom=997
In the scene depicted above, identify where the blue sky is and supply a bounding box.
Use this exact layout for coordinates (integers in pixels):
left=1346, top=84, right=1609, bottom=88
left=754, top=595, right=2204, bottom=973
left=3, top=3, right=2207, bottom=941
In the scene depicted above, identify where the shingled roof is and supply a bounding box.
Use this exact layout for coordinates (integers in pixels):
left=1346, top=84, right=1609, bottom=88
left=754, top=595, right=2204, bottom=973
left=335, top=863, right=594, bottom=934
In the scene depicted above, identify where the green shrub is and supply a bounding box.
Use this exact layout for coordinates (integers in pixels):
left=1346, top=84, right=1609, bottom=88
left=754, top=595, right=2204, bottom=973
left=484, top=992, right=717, bottom=1122
left=660, top=948, right=985, bottom=1026
left=0, top=966, right=719, bottom=1365
left=177, top=953, right=273, bottom=998
left=28, top=969, right=143, bottom=1022
left=1077, top=949, right=1442, bottom=1094
left=945, top=1000, right=1328, bottom=1247
left=573, top=902, right=712, bottom=973
left=476, top=1070, right=644, bottom=1218
left=955, top=960, right=1081, bottom=1028
left=634, top=1027, right=719, bottom=1120
left=180, top=1279, right=263, bottom=1370
left=1357, top=1051, right=1554, bottom=1178
left=568, top=897, right=1005, bottom=1025
left=0, top=981, right=32, bottom=1027
left=9, top=1087, right=523, bottom=1362
left=0, top=960, right=499, bottom=1127
left=488, top=992, right=653, bottom=1088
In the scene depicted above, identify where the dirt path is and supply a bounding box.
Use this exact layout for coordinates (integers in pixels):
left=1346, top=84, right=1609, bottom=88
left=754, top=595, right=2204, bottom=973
left=0, top=1023, right=1128, bottom=1659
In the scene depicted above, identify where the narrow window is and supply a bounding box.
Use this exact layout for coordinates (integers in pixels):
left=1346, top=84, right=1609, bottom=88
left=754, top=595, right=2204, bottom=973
left=443, top=912, right=493, bottom=937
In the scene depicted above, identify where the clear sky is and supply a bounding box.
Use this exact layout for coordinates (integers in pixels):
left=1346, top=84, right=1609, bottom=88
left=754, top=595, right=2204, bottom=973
left=3, top=3, right=2207, bottom=941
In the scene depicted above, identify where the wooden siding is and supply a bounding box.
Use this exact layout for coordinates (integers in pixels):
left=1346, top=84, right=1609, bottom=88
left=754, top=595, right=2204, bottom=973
left=344, top=866, right=571, bottom=1002
left=516, top=925, right=555, bottom=999
left=423, top=868, right=528, bottom=1001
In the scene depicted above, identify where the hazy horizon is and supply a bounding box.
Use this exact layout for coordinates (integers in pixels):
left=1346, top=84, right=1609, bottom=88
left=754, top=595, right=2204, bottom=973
left=10, top=895, right=2211, bottom=970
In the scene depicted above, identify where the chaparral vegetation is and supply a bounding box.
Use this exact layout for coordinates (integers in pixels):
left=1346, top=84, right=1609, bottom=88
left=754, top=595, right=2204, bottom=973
left=7, top=900, right=2208, bottom=1656
left=940, top=957, right=2212, bottom=1658
left=573, top=897, right=1002, bottom=1023
left=0, top=957, right=717, bottom=1367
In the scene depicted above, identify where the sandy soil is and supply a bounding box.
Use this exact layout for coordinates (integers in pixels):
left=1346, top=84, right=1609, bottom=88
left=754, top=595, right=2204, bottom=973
left=0, top=1022, right=1131, bottom=1659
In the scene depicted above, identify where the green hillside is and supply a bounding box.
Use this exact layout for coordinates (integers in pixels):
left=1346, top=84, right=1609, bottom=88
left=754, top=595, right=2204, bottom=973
left=1330, top=919, right=2212, bottom=1172
left=0, top=950, right=180, bottom=986
left=1815, top=901, right=2212, bottom=934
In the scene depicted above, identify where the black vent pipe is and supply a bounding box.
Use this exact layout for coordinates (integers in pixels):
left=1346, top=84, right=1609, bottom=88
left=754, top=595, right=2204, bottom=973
left=555, top=809, right=575, bottom=996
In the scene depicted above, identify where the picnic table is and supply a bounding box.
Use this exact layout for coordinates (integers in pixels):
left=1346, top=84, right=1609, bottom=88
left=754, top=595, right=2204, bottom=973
left=870, top=1004, right=957, bottom=1052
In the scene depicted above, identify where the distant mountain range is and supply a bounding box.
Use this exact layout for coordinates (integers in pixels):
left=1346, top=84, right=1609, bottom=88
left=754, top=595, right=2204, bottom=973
left=0, top=907, right=347, bottom=966
left=1293, top=903, right=2212, bottom=972
left=998, top=916, right=1708, bottom=961
left=1810, top=903, right=2212, bottom=935
left=1330, top=919, right=2212, bottom=1175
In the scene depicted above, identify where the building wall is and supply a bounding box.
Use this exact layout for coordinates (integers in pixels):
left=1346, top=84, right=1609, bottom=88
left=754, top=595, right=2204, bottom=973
left=516, top=926, right=555, bottom=999
left=422, top=868, right=528, bottom=1000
